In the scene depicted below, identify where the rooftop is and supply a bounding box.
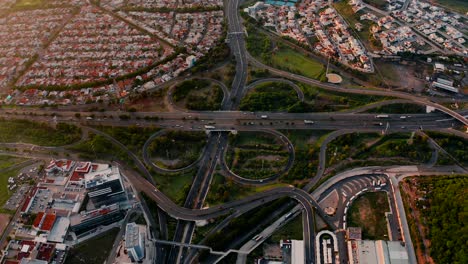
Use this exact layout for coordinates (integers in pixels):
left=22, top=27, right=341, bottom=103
left=84, top=166, right=120, bottom=189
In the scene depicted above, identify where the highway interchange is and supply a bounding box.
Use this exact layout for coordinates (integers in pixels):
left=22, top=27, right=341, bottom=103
left=0, top=0, right=467, bottom=263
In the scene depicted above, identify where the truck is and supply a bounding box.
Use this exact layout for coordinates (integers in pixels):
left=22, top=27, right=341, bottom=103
left=204, top=125, right=215, bottom=129
left=304, top=120, right=315, bottom=124
left=260, top=115, right=268, bottom=119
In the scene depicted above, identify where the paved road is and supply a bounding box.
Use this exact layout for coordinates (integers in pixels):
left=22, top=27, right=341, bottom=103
left=247, top=54, right=468, bottom=126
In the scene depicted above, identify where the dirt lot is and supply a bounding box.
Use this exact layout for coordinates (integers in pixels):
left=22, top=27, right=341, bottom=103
left=0, top=214, right=11, bottom=243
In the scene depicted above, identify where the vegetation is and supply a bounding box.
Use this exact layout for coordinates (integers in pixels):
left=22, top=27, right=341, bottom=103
left=401, top=175, right=467, bottom=264
left=426, top=131, right=468, bottom=166
left=153, top=169, right=196, bottom=205
left=148, top=131, right=207, bottom=169
left=68, top=133, right=131, bottom=163
left=270, top=214, right=303, bottom=241
left=226, top=132, right=289, bottom=180
left=202, top=198, right=292, bottom=254
left=362, top=0, right=387, bottom=9
left=367, top=103, right=426, bottom=114
left=239, top=82, right=299, bottom=111
left=206, top=173, right=288, bottom=205
left=0, top=168, right=23, bottom=208
left=94, top=125, right=160, bottom=156
left=327, top=132, right=381, bottom=167
left=357, top=133, right=432, bottom=163
left=0, top=155, right=27, bottom=171
left=173, top=79, right=223, bottom=110
left=435, top=0, right=468, bottom=13
left=347, top=191, right=390, bottom=240
left=280, top=130, right=329, bottom=184
left=299, top=83, right=389, bottom=111
left=245, top=23, right=324, bottom=80
left=0, top=119, right=81, bottom=146
left=269, top=45, right=325, bottom=80
left=65, top=228, right=119, bottom=264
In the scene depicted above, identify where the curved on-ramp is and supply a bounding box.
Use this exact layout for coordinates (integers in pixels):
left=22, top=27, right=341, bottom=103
left=219, top=129, right=295, bottom=185
left=247, top=53, right=468, bottom=126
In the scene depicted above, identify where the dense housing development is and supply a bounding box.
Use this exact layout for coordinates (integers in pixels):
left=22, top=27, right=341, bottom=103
left=0, top=0, right=466, bottom=264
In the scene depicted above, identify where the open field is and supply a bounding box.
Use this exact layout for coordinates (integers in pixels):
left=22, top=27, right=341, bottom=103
left=0, top=119, right=81, bottom=146
left=270, top=47, right=325, bottom=80
left=348, top=191, right=390, bottom=240
left=65, top=228, right=120, bottom=264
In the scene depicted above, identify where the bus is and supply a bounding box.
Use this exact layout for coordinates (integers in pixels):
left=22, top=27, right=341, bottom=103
left=376, top=115, right=389, bottom=119
left=204, top=125, right=215, bottom=129
left=304, top=120, right=315, bottom=124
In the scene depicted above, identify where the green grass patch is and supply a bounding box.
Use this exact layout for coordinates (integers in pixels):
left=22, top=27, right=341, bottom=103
left=366, top=103, right=426, bottom=114
left=270, top=214, right=303, bottom=241
left=435, top=0, right=468, bottom=13
left=348, top=191, right=390, bottom=240
left=0, top=119, right=81, bottom=146
left=94, top=125, right=160, bottom=156
left=206, top=173, right=288, bottom=205
left=363, top=0, right=387, bottom=9
left=153, top=169, right=196, bottom=205
left=148, top=131, right=207, bottom=170
left=0, top=155, right=27, bottom=171
left=240, top=82, right=299, bottom=111
left=299, top=83, right=390, bottom=111
left=226, top=132, right=289, bottom=180
left=0, top=168, right=23, bottom=208
left=270, top=46, right=325, bottom=80
left=327, top=132, right=381, bottom=167
left=426, top=131, right=468, bottom=166
left=65, top=228, right=119, bottom=264
left=173, top=79, right=223, bottom=110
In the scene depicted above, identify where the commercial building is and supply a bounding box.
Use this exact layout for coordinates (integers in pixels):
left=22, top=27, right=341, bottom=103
left=69, top=203, right=125, bottom=234
left=84, top=166, right=127, bottom=207
left=348, top=240, right=409, bottom=264
left=125, top=222, right=146, bottom=262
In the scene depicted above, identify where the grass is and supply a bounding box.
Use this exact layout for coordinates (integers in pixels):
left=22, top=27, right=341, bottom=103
left=65, top=228, right=119, bottom=264
left=270, top=214, right=303, bottom=241
left=173, top=79, right=223, bottom=111
left=153, top=169, right=196, bottom=205
left=270, top=46, right=325, bottom=80
left=366, top=103, right=426, bottom=114
left=0, top=119, right=81, bottom=146
left=435, top=0, right=468, bottom=13
left=0, top=155, right=27, bottom=171
left=13, top=0, right=43, bottom=8
left=148, top=131, right=207, bottom=170
left=225, top=132, right=290, bottom=180
left=206, top=173, right=288, bottom=205
left=299, top=83, right=391, bottom=111
left=363, top=0, right=387, bottom=9
left=240, top=82, right=299, bottom=112
left=0, top=168, right=23, bottom=208
left=347, top=191, right=390, bottom=240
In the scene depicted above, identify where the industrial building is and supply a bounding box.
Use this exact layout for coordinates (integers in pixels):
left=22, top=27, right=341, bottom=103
left=125, top=222, right=146, bottom=262
left=84, top=166, right=127, bottom=208
left=348, top=240, right=409, bottom=264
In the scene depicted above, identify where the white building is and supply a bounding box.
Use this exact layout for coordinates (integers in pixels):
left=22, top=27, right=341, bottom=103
left=125, top=222, right=146, bottom=262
